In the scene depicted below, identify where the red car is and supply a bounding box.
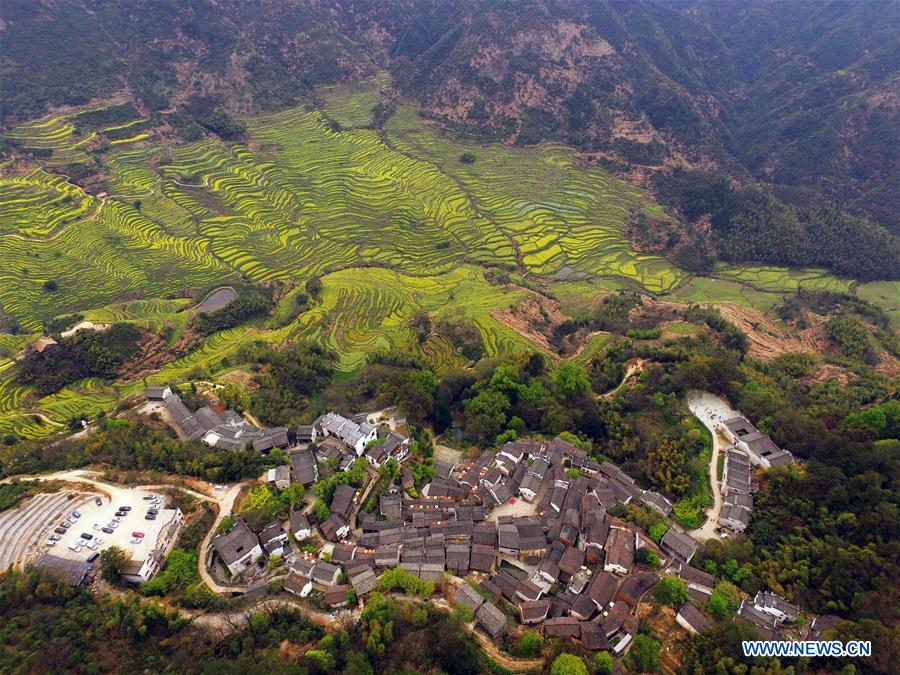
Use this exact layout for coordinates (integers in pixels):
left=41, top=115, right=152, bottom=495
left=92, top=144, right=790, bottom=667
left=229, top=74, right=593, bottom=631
left=131, top=532, right=145, bottom=538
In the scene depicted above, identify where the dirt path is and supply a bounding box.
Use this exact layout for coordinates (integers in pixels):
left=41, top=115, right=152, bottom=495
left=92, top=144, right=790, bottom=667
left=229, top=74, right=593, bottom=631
left=472, top=630, right=544, bottom=672
left=198, top=481, right=252, bottom=594
left=596, top=358, right=647, bottom=400
left=192, top=597, right=340, bottom=631
left=685, top=391, right=738, bottom=541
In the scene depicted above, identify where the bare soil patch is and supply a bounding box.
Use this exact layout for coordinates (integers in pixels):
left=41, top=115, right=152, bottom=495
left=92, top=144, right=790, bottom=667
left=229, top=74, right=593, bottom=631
left=492, top=292, right=567, bottom=357
left=116, top=326, right=202, bottom=381
left=716, top=302, right=824, bottom=360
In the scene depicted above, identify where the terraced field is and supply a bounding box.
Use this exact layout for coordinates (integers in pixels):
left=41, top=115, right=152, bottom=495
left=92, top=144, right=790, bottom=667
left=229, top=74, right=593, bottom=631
left=0, top=170, right=96, bottom=237
left=715, top=264, right=852, bottom=294
left=319, top=73, right=386, bottom=128
left=82, top=298, right=193, bottom=340
left=4, top=116, right=94, bottom=166
left=386, top=105, right=684, bottom=292
left=0, top=80, right=888, bottom=442
left=286, top=266, right=536, bottom=372
left=669, top=277, right=784, bottom=313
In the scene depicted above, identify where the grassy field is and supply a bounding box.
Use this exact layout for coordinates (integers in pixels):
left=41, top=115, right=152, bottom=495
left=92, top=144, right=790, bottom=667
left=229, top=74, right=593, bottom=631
left=715, top=264, right=852, bottom=294
left=857, top=281, right=900, bottom=331
left=669, top=277, right=784, bottom=313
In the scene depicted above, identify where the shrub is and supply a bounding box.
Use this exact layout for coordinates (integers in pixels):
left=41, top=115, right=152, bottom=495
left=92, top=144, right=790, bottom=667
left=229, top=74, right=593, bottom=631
left=593, top=651, right=614, bottom=675
left=654, top=576, right=688, bottom=605
left=629, top=635, right=661, bottom=672
left=551, top=653, right=588, bottom=675
left=514, top=629, right=542, bottom=657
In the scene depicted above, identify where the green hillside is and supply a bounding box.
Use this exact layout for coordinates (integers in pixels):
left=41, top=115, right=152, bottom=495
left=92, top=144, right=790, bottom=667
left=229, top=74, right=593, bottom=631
left=0, top=80, right=873, bottom=441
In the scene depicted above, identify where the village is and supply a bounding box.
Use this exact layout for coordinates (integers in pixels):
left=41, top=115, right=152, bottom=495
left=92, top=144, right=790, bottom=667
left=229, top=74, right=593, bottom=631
left=0, top=382, right=822, bottom=665
left=147, top=385, right=814, bottom=656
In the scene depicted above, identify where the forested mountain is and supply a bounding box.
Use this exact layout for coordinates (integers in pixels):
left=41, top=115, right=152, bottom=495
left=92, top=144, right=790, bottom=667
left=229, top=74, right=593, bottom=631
left=1, top=0, right=898, bottom=277
left=3, top=0, right=896, bottom=232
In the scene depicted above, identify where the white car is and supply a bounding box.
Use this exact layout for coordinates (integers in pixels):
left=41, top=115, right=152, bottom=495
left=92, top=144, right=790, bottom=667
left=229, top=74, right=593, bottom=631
left=93, top=524, right=103, bottom=531
left=112, top=517, right=122, bottom=524
left=87, top=542, right=98, bottom=551
left=46, top=540, right=56, bottom=547
left=67, top=545, right=82, bottom=552
left=76, top=539, right=88, bottom=546
left=130, top=537, right=142, bottom=544
left=107, top=522, right=119, bottom=529
left=94, top=538, right=104, bottom=545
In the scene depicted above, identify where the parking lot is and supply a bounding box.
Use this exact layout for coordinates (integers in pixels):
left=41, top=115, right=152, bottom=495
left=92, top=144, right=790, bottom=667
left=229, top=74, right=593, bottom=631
left=0, top=490, right=98, bottom=570
left=0, top=482, right=174, bottom=569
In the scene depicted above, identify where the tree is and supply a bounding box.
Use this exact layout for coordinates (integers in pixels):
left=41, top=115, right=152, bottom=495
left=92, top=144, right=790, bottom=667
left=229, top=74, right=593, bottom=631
left=463, top=389, right=509, bottom=444
left=515, top=629, right=542, bottom=657
left=628, top=635, right=661, bottom=672
left=642, top=439, right=690, bottom=496
left=636, top=547, right=661, bottom=567
left=98, top=546, right=129, bottom=582
left=42, top=280, right=58, bottom=292
left=553, top=363, right=591, bottom=400
left=305, top=276, right=323, bottom=297
left=551, top=653, right=589, bottom=675
left=706, top=580, right=741, bottom=619
left=654, top=576, right=688, bottom=605
left=593, top=651, right=614, bottom=675
left=459, top=152, right=476, bottom=163
left=648, top=522, right=668, bottom=544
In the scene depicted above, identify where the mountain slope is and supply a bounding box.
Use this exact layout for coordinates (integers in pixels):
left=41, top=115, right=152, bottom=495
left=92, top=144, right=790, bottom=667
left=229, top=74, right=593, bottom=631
left=1, top=0, right=897, bottom=235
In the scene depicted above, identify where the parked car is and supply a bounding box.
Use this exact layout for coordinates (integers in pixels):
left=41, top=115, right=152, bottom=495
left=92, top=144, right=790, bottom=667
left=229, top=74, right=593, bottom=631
left=92, top=524, right=103, bottom=531
left=131, top=532, right=145, bottom=538
left=143, top=495, right=154, bottom=501
left=67, top=516, right=78, bottom=524
left=94, top=538, right=104, bottom=545
left=87, top=552, right=100, bottom=564
left=45, top=540, right=56, bottom=546
left=54, top=527, right=67, bottom=535
left=145, top=514, right=157, bottom=520
left=66, top=492, right=77, bottom=500
left=112, top=517, right=122, bottom=523
left=49, top=534, right=61, bottom=541
left=130, top=538, right=142, bottom=544
left=60, top=521, right=71, bottom=528
left=147, top=508, right=159, bottom=515
left=94, top=497, right=102, bottom=506
left=67, top=545, right=82, bottom=552
left=80, top=533, right=93, bottom=540
left=102, top=527, right=114, bottom=534
left=87, top=542, right=98, bottom=551
left=107, top=522, right=119, bottom=528
left=71, top=511, right=81, bottom=518
left=76, top=539, right=87, bottom=547
left=119, top=506, right=132, bottom=511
